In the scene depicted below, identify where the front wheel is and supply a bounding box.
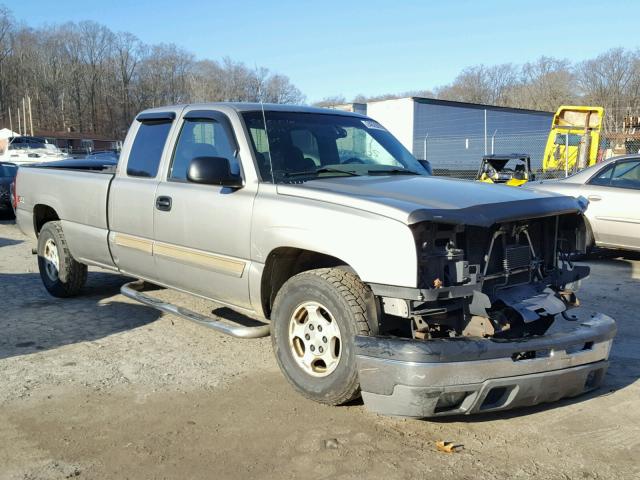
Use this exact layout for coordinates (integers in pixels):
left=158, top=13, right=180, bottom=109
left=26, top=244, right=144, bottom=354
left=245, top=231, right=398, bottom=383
left=271, top=268, right=373, bottom=405
left=37, top=221, right=87, bottom=297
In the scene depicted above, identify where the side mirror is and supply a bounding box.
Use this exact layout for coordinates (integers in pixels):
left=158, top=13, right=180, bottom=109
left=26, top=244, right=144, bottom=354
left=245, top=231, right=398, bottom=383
left=187, top=156, right=243, bottom=188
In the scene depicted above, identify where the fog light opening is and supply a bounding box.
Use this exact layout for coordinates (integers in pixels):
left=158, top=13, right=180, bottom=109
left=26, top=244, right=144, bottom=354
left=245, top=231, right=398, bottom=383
left=480, top=386, right=511, bottom=410
left=434, top=392, right=468, bottom=413
left=585, top=369, right=603, bottom=390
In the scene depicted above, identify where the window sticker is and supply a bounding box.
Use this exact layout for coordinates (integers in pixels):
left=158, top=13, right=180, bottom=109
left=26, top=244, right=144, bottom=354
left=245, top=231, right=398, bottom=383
left=361, top=120, right=386, bottom=131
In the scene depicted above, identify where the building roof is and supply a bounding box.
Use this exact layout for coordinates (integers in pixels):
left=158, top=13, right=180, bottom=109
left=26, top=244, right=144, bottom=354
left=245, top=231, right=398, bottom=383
left=369, top=96, right=554, bottom=116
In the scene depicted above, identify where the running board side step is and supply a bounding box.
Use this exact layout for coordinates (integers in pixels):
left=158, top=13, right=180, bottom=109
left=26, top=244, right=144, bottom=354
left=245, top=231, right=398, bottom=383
left=121, top=281, right=270, bottom=339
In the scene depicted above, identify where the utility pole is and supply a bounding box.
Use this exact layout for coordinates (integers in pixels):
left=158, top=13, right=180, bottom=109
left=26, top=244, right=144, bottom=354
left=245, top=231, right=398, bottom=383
left=8, top=107, right=12, bottom=133
left=17, top=107, right=21, bottom=135
left=28, top=96, right=34, bottom=136
left=22, top=97, right=27, bottom=136
left=61, top=92, right=66, bottom=130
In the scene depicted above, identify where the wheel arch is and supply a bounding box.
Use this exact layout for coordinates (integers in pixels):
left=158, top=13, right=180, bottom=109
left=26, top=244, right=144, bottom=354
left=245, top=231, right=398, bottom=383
left=33, top=204, right=60, bottom=236
left=260, top=247, right=351, bottom=319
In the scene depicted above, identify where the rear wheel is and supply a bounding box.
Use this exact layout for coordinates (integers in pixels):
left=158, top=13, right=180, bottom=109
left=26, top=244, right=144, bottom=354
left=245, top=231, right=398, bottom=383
left=37, top=221, right=87, bottom=297
left=271, top=268, right=373, bottom=405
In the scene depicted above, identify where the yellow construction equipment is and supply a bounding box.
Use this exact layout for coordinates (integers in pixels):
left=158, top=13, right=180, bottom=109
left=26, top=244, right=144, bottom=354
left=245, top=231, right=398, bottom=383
left=476, top=154, right=534, bottom=187
left=542, top=106, right=604, bottom=173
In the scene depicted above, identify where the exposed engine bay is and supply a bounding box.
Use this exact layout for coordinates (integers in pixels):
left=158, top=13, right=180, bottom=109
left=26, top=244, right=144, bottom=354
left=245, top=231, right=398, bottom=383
left=381, top=213, right=591, bottom=340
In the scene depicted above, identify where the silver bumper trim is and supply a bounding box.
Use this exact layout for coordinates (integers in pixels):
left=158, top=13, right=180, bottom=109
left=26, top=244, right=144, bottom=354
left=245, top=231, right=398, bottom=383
left=356, top=313, right=616, bottom=417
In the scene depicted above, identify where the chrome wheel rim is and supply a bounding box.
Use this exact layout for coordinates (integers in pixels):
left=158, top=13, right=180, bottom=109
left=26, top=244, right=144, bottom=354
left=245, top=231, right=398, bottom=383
left=43, top=238, right=60, bottom=281
left=288, top=301, right=342, bottom=377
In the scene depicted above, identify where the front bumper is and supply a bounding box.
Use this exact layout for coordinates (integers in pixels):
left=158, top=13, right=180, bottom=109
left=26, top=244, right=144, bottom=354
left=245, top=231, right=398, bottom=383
left=355, top=313, right=616, bottom=418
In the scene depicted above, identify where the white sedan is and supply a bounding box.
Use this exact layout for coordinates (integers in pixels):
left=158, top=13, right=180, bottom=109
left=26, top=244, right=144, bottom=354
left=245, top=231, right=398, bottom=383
left=528, top=155, right=640, bottom=252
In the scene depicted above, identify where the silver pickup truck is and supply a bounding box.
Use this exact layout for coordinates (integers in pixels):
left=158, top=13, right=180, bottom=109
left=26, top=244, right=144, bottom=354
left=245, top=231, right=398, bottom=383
left=15, top=103, right=616, bottom=417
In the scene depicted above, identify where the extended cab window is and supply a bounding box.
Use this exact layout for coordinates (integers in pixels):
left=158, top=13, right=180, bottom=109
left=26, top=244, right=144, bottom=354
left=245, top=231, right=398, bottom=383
left=126, top=121, right=172, bottom=178
left=170, top=119, right=238, bottom=180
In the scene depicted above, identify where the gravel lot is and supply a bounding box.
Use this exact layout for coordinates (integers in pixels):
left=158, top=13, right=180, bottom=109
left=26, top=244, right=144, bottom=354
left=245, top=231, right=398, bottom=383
left=1, top=219, right=639, bottom=479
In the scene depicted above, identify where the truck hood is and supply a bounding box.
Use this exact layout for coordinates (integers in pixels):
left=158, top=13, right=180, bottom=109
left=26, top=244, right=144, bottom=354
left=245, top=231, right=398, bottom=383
left=277, top=175, right=586, bottom=227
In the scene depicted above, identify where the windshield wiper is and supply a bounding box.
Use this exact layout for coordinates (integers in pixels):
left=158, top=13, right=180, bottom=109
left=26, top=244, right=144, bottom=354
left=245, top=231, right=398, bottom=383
left=367, top=168, right=421, bottom=175
left=283, top=167, right=360, bottom=178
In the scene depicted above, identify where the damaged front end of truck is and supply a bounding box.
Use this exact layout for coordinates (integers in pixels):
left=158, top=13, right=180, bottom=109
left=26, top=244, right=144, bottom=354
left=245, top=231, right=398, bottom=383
left=357, top=195, right=617, bottom=417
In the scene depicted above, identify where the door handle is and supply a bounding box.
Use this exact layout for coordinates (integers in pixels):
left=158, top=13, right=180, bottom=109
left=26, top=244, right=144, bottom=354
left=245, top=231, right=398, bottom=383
left=587, top=195, right=602, bottom=202
left=155, top=196, right=172, bottom=211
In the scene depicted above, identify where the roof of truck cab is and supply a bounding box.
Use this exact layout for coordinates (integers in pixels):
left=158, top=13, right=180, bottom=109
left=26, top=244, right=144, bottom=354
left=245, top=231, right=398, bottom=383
left=138, top=102, right=368, bottom=118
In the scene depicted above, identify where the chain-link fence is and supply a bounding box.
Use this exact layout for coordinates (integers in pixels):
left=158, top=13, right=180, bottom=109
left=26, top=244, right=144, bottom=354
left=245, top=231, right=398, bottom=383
left=423, top=132, right=559, bottom=181
left=423, top=130, right=633, bottom=181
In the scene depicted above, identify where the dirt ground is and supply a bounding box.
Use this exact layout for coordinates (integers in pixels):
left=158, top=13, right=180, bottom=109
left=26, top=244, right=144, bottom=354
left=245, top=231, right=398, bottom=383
left=1, top=219, right=639, bottom=480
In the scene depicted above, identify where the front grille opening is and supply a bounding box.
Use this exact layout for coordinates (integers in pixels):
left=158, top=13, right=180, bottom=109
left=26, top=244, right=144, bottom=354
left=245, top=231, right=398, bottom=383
left=585, top=369, right=604, bottom=390
left=566, top=342, right=594, bottom=355
left=480, top=386, right=510, bottom=410
left=434, top=392, right=469, bottom=413
left=511, top=349, right=551, bottom=361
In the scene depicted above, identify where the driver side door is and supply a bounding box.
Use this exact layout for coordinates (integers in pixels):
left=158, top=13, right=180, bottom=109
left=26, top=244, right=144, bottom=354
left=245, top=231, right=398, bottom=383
left=153, top=110, right=256, bottom=309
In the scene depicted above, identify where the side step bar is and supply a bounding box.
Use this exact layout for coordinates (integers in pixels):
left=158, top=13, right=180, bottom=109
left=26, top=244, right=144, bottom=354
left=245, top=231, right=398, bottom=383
left=121, top=281, right=271, bottom=339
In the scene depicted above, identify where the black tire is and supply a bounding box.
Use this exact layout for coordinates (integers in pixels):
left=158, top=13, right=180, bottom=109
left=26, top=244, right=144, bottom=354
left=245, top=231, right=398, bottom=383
left=37, top=221, right=87, bottom=297
left=271, top=268, right=373, bottom=405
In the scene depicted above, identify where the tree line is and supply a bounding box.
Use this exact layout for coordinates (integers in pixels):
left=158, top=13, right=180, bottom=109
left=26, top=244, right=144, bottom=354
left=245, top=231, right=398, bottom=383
left=316, top=50, right=640, bottom=132
left=3, top=2, right=639, bottom=139
left=0, top=5, right=304, bottom=138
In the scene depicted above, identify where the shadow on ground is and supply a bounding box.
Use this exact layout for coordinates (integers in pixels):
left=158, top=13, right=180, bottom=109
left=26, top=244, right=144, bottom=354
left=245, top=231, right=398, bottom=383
left=0, top=271, right=161, bottom=360
left=587, top=247, right=640, bottom=262
left=211, top=306, right=271, bottom=327
left=0, top=236, right=22, bottom=247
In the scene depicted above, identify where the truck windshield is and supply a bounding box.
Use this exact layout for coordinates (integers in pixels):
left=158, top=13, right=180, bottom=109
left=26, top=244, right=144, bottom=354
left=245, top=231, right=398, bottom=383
left=242, top=111, right=427, bottom=183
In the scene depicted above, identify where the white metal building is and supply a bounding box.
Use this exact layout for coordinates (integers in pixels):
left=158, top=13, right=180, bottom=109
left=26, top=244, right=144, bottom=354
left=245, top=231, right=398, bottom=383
left=351, top=97, right=554, bottom=170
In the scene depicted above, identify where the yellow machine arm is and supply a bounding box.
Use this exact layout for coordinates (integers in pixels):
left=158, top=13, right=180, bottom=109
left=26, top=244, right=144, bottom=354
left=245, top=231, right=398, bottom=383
left=542, top=106, right=604, bottom=173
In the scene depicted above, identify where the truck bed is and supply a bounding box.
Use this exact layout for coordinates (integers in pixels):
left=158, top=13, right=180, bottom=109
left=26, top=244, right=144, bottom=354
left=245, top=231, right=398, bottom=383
left=16, top=163, right=116, bottom=269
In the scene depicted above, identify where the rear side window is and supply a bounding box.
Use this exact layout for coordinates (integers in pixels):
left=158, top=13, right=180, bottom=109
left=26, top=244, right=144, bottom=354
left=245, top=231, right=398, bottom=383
left=127, top=121, right=172, bottom=178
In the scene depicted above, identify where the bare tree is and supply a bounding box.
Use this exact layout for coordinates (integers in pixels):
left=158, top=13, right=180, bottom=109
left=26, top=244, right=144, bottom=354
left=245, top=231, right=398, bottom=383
left=113, top=31, right=143, bottom=130
left=0, top=5, right=12, bottom=64
left=576, top=48, right=637, bottom=130
left=506, top=56, right=576, bottom=111
left=313, top=95, right=346, bottom=107
left=0, top=4, right=307, bottom=138
left=262, top=74, right=304, bottom=104
left=436, top=63, right=518, bottom=105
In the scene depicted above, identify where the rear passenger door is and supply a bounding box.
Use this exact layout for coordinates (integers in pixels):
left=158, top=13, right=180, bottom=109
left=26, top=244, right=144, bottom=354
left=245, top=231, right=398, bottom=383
left=108, top=111, right=176, bottom=281
left=152, top=109, right=255, bottom=309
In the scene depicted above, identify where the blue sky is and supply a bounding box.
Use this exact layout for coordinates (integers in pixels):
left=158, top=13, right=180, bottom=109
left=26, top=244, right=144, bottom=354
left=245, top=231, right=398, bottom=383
left=8, top=0, right=640, bottom=102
